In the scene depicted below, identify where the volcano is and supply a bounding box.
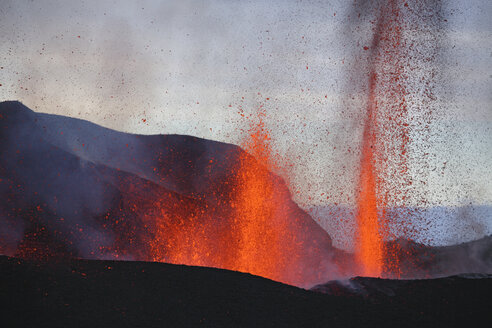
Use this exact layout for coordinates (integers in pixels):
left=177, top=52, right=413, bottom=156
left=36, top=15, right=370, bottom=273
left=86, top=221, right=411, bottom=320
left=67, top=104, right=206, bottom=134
left=1, top=100, right=491, bottom=326
left=1, top=101, right=490, bottom=282
left=0, top=100, right=341, bottom=287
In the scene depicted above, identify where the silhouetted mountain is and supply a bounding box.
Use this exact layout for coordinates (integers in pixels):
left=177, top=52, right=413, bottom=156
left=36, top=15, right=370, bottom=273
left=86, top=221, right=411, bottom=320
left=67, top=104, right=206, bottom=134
left=0, top=101, right=337, bottom=286
left=1, top=101, right=489, bottom=285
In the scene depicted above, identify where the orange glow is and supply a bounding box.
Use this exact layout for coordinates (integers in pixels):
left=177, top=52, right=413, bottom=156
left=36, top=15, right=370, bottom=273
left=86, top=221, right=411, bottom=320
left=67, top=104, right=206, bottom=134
left=145, top=106, right=302, bottom=284
left=230, top=107, right=292, bottom=280
left=355, top=121, right=383, bottom=277
left=355, top=0, right=410, bottom=277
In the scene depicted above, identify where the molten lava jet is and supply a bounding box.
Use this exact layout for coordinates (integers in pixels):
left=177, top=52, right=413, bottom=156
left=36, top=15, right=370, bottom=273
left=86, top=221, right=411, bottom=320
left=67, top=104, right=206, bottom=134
left=229, top=107, right=299, bottom=281
left=355, top=0, right=411, bottom=277
left=143, top=106, right=310, bottom=285
left=355, top=97, right=383, bottom=277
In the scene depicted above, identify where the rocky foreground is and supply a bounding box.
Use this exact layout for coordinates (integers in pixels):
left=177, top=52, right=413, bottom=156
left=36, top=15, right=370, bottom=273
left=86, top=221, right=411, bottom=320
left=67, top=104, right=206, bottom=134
left=1, top=255, right=489, bottom=327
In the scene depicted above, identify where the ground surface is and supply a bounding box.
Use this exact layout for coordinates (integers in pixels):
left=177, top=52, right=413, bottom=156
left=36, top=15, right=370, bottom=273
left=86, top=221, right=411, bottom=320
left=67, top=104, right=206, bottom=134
left=1, top=255, right=490, bottom=327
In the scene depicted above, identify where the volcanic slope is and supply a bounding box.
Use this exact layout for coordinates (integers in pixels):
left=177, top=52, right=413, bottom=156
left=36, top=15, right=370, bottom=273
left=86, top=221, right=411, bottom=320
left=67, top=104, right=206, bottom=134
left=1, top=255, right=490, bottom=328
left=0, top=101, right=337, bottom=286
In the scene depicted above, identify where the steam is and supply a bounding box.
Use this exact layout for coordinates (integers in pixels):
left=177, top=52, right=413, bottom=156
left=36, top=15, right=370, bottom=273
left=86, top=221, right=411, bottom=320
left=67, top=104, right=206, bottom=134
left=1, top=0, right=490, bottom=209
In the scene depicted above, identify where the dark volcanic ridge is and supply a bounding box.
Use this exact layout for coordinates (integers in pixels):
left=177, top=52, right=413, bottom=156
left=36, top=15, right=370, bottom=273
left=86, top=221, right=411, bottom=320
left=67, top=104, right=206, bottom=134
left=1, top=255, right=490, bottom=328
left=0, top=100, right=338, bottom=286
left=0, top=100, right=490, bottom=285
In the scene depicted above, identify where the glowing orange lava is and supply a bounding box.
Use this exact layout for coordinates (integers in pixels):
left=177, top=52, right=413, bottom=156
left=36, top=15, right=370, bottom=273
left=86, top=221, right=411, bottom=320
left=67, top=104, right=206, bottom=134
left=145, top=106, right=302, bottom=284
left=230, top=107, right=292, bottom=280
left=355, top=116, right=383, bottom=277
left=355, top=0, right=409, bottom=277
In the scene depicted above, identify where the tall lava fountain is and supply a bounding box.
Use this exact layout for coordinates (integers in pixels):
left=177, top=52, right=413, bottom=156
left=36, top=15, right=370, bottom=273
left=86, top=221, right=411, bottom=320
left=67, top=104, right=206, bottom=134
left=354, top=0, right=443, bottom=276
left=355, top=0, right=408, bottom=277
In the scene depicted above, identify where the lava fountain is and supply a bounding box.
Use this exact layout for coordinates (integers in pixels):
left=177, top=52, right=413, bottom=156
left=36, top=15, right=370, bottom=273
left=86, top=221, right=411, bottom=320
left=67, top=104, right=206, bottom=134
left=355, top=0, right=412, bottom=277
left=230, top=106, right=292, bottom=279
left=355, top=83, right=383, bottom=277
left=145, top=105, right=313, bottom=285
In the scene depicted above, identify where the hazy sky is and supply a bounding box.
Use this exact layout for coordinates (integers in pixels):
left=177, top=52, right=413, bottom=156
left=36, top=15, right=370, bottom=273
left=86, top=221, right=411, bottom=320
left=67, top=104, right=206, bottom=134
left=1, top=0, right=491, bottom=210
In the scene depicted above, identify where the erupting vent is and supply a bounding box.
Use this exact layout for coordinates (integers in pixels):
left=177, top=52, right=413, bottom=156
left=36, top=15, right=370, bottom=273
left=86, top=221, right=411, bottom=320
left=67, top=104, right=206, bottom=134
left=355, top=0, right=412, bottom=277
left=141, top=107, right=305, bottom=284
